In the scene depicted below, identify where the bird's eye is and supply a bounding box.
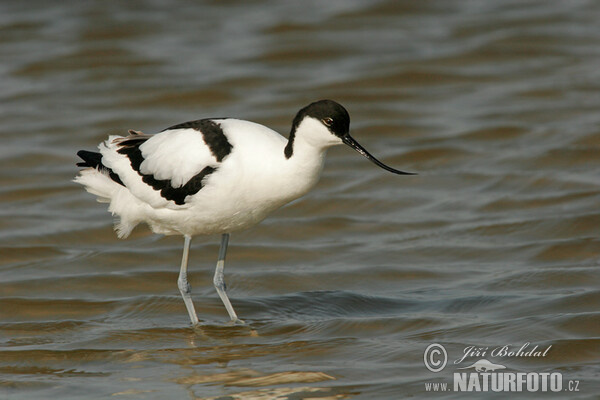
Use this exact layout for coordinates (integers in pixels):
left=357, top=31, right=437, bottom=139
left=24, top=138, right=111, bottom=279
left=322, top=117, right=333, bottom=127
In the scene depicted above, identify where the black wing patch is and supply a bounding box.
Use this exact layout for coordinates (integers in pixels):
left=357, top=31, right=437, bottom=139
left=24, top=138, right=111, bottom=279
left=163, top=119, right=232, bottom=162
left=117, top=139, right=217, bottom=206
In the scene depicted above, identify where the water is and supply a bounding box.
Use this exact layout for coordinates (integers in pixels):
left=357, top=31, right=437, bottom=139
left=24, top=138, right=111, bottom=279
left=1, top=0, right=599, bottom=398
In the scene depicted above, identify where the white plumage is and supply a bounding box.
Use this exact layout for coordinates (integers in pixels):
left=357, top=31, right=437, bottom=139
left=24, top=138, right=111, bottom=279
left=75, top=100, right=413, bottom=325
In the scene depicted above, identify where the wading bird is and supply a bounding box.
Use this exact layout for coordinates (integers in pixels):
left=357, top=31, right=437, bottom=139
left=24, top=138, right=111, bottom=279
left=75, top=100, right=413, bottom=325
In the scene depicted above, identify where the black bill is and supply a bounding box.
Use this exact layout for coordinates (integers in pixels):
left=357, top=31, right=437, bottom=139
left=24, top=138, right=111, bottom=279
left=342, top=135, right=416, bottom=175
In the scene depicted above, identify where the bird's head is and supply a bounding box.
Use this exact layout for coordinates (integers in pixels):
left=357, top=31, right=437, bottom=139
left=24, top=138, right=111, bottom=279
left=286, top=99, right=415, bottom=175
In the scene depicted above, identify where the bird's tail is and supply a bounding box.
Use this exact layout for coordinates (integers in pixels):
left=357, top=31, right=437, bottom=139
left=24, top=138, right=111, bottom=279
left=74, top=150, right=140, bottom=238
left=76, top=150, right=102, bottom=168
left=76, top=150, right=124, bottom=186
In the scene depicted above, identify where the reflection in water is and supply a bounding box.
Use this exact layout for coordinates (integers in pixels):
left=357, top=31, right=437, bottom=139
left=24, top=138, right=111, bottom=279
left=200, top=387, right=339, bottom=400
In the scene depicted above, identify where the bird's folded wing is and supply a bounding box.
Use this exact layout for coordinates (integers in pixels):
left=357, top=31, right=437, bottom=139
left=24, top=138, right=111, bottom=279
left=101, top=127, right=223, bottom=208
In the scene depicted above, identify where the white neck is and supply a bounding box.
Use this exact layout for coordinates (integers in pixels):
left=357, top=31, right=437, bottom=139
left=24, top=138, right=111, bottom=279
left=241, top=118, right=339, bottom=210
left=267, top=117, right=341, bottom=206
left=280, top=132, right=329, bottom=199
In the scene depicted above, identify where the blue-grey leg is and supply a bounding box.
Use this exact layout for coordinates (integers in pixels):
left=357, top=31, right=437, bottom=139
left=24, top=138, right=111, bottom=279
left=178, top=235, right=199, bottom=325
left=213, top=233, right=243, bottom=324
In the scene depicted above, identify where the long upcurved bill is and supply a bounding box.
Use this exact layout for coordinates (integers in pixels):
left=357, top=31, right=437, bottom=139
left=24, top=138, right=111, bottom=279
left=342, top=135, right=416, bottom=175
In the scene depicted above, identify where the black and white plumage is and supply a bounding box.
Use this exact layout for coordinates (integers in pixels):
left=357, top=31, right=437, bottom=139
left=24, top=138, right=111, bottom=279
left=75, top=99, right=414, bottom=325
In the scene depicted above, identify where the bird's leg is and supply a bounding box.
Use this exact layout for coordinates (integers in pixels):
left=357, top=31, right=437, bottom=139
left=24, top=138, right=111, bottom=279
left=178, top=235, right=199, bottom=325
left=213, top=233, right=243, bottom=324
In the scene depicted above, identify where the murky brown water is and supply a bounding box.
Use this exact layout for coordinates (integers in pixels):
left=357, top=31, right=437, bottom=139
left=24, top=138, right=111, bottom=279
left=1, top=1, right=599, bottom=398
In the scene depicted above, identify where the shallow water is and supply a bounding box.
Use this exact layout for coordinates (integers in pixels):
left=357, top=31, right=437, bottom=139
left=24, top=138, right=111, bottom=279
left=1, top=0, right=599, bottom=398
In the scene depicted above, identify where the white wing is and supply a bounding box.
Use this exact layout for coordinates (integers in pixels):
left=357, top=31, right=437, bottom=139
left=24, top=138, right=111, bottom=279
left=139, top=129, right=216, bottom=187
left=101, top=120, right=229, bottom=209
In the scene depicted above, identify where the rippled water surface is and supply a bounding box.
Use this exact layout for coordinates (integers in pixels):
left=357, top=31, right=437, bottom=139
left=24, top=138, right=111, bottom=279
left=1, top=1, right=599, bottom=398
